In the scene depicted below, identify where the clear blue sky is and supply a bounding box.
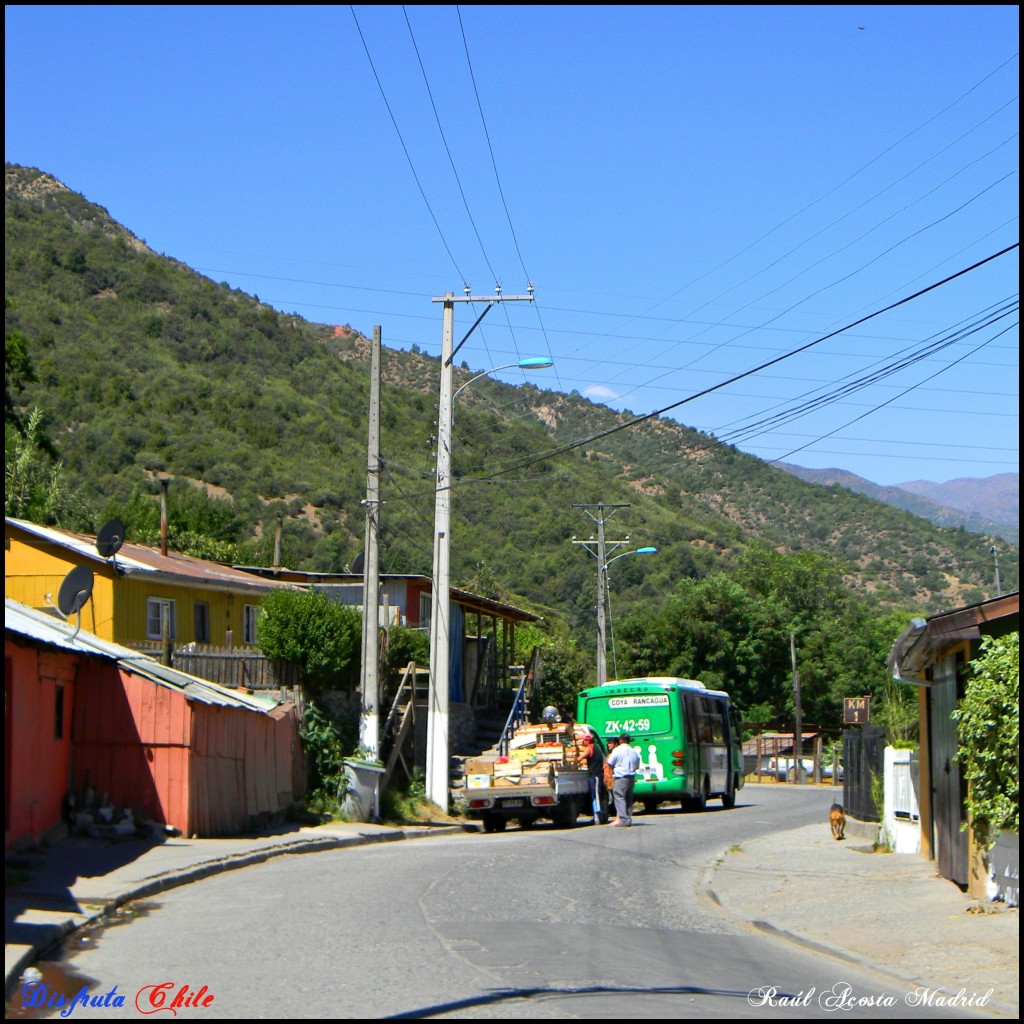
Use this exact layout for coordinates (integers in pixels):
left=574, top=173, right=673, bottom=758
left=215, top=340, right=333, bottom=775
left=5, top=5, right=1019, bottom=486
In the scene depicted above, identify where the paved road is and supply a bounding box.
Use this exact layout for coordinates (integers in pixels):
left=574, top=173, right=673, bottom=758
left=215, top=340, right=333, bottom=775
left=9, top=787, right=991, bottom=1019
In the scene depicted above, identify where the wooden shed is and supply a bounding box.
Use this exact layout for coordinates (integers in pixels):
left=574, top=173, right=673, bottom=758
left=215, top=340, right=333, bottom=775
left=887, top=592, right=1019, bottom=893
left=6, top=598, right=304, bottom=846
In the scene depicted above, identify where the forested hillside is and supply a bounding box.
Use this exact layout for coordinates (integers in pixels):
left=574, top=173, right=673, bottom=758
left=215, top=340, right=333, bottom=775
left=5, top=164, right=1016, bottom=723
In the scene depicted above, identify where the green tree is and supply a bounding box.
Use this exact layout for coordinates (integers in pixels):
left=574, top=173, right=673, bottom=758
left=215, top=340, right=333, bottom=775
left=514, top=623, right=592, bottom=720
left=384, top=625, right=431, bottom=678
left=954, top=632, right=1019, bottom=848
left=107, top=482, right=246, bottom=562
left=257, top=589, right=361, bottom=690
left=5, top=407, right=92, bottom=529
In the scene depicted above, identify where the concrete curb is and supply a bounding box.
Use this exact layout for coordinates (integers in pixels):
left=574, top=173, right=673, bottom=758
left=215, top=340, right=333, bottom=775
left=5, top=824, right=467, bottom=1002
left=700, top=832, right=1019, bottom=1020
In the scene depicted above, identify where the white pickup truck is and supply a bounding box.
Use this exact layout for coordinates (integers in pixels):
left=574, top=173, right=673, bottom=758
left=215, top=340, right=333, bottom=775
left=462, top=723, right=604, bottom=832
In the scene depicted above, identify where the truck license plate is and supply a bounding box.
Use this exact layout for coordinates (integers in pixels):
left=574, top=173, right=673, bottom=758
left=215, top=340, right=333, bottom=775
left=501, top=799, right=524, bottom=809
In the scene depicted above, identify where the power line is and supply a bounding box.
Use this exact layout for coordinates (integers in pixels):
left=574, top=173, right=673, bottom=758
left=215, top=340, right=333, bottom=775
left=456, top=5, right=560, bottom=387
left=450, top=244, right=1021, bottom=486
left=768, top=318, right=1018, bottom=467
left=349, top=5, right=466, bottom=282
left=716, top=299, right=1019, bottom=445
left=403, top=6, right=496, bottom=286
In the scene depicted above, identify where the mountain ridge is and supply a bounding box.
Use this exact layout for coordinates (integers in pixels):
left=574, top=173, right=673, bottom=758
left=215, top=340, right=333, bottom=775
left=778, top=464, right=1018, bottom=546
left=5, top=163, right=1017, bottom=623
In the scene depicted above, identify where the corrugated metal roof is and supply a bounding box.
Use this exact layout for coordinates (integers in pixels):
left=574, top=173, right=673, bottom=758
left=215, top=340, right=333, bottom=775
left=5, top=597, right=279, bottom=713
left=7, top=517, right=295, bottom=595
left=888, top=592, right=1019, bottom=679
left=234, top=566, right=539, bottom=622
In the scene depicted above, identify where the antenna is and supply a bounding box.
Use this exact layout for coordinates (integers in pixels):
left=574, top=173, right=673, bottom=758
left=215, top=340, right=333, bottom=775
left=96, top=519, right=126, bottom=561
left=56, top=565, right=94, bottom=638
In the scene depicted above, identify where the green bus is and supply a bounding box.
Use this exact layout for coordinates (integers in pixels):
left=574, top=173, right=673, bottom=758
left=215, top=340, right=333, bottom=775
left=576, top=677, right=744, bottom=812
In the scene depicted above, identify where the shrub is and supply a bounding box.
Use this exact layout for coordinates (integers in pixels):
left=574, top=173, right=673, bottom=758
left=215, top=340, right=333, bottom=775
left=257, top=589, right=360, bottom=690
left=954, top=632, right=1019, bottom=848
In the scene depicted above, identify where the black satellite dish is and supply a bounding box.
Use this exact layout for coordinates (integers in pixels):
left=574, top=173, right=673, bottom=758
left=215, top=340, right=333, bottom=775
left=57, top=565, right=95, bottom=618
left=96, top=519, right=126, bottom=559
left=351, top=550, right=365, bottom=574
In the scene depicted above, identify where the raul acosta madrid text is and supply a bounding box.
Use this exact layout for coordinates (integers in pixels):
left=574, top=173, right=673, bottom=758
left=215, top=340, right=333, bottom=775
left=746, top=983, right=994, bottom=1011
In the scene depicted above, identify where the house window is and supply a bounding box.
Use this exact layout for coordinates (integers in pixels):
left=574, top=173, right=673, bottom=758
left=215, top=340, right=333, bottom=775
left=193, top=602, right=211, bottom=644
left=419, top=593, right=432, bottom=629
left=242, top=604, right=259, bottom=645
left=146, top=598, right=177, bottom=641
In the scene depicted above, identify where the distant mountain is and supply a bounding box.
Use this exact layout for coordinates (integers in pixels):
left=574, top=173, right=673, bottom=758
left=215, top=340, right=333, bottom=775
left=779, top=465, right=1018, bottom=546
left=897, top=474, right=1018, bottom=530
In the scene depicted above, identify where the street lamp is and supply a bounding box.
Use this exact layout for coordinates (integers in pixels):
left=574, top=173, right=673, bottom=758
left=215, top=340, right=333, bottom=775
left=605, top=547, right=657, bottom=679
left=426, top=288, right=544, bottom=812
left=453, top=357, right=554, bottom=403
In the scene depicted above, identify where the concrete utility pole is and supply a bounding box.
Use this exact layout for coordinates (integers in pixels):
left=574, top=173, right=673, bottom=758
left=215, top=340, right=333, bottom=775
left=359, top=326, right=382, bottom=759
left=991, top=545, right=1002, bottom=598
left=572, top=503, right=630, bottom=685
left=426, top=286, right=535, bottom=812
left=790, top=632, right=805, bottom=785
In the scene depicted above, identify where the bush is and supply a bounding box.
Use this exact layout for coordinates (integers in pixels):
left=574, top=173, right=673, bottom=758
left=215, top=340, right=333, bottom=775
left=385, top=625, right=430, bottom=677
left=257, top=589, right=361, bottom=690
left=298, top=701, right=348, bottom=817
left=954, top=632, right=1019, bottom=848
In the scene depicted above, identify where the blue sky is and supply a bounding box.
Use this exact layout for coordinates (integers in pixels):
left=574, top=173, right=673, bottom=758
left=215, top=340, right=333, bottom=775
left=5, top=5, right=1019, bottom=486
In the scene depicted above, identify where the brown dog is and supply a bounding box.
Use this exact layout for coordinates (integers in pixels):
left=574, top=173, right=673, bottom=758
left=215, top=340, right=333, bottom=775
left=830, top=803, right=846, bottom=840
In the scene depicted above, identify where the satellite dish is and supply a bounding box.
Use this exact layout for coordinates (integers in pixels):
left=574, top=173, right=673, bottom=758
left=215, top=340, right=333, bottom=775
left=351, top=550, right=365, bottom=574
left=96, top=519, right=126, bottom=559
left=57, top=565, right=95, bottom=618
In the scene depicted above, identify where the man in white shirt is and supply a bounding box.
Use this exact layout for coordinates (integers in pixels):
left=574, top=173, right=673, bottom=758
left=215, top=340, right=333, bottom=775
left=607, top=732, right=641, bottom=827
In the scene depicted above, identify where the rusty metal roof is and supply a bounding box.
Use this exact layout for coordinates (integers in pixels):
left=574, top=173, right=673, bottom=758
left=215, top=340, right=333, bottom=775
left=7, top=517, right=295, bottom=596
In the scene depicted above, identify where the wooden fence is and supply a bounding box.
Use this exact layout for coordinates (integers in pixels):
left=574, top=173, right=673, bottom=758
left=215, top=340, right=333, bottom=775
left=127, top=642, right=304, bottom=696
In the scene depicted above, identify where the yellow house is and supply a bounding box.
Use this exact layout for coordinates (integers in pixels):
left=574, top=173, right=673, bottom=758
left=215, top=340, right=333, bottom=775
left=5, top=517, right=290, bottom=649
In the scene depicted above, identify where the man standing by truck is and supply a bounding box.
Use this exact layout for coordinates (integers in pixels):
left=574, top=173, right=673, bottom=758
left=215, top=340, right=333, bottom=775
left=607, top=732, right=641, bottom=827
left=579, top=728, right=606, bottom=824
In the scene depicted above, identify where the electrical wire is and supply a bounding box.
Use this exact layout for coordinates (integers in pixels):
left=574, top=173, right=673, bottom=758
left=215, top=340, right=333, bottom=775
left=349, top=5, right=466, bottom=282
left=470, top=246, right=1019, bottom=481
left=456, top=4, right=561, bottom=387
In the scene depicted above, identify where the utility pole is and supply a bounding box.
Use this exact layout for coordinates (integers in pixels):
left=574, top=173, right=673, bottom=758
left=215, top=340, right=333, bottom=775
left=572, top=503, right=629, bottom=685
left=790, top=632, right=804, bottom=785
left=426, top=286, right=535, bottom=812
left=359, top=326, right=382, bottom=761
left=991, top=545, right=1002, bottom=597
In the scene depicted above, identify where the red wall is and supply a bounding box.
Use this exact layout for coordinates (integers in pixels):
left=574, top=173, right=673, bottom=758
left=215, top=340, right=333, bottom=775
left=5, top=642, right=76, bottom=848
left=72, top=660, right=191, bottom=832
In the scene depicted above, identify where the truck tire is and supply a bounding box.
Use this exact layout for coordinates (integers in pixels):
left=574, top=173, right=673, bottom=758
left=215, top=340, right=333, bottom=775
left=554, top=796, right=578, bottom=829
